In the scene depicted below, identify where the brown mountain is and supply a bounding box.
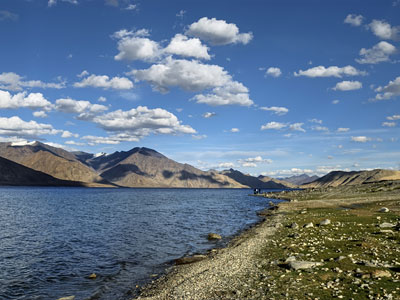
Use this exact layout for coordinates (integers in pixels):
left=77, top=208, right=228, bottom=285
left=0, top=156, right=84, bottom=186
left=278, top=174, right=319, bottom=186
left=257, top=175, right=297, bottom=188
left=81, top=147, right=247, bottom=188
left=220, top=169, right=290, bottom=189
left=302, top=169, right=400, bottom=188
left=0, top=141, right=109, bottom=185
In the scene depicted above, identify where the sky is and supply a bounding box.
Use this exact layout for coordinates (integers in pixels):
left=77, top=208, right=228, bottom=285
left=0, top=0, right=399, bottom=177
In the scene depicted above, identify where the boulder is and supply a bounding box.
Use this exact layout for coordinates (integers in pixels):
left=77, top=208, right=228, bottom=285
left=379, top=222, right=395, bottom=228
left=303, top=222, right=314, bottom=228
left=88, top=273, right=97, bottom=279
left=207, top=233, right=222, bottom=240
left=371, top=269, right=391, bottom=278
left=319, top=219, right=331, bottom=226
left=288, top=260, right=323, bottom=270
left=379, top=207, right=390, bottom=213
left=290, top=222, right=299, bottom=229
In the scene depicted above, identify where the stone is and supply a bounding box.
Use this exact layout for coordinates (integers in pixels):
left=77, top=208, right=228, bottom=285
left=371, top=269, right=391, bottom=278
left=379, top=222, right=395, bottom=228
left=207, top=233, right=222, bottom=240
left=275, top=222, right=283, bottom=228
left=290, top=222, right=299, bottom=229
left=285, top=256, right=297, bottom=263
left=175, top=255, right=207, bottom=265
left=88, top=273, right=96, bottom=279
left=288, top=260, right=323, bottom=270
left=57, top=297, right=75, bottom=300
left=379, top=207, right=390, bottom=213
left=303, top=222, right=314, bottom=228
left=320, top=219, right=331, bottom=226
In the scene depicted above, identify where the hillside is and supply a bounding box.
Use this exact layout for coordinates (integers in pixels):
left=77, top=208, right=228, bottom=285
left=279, top=174, right=319, bottom=186
left=0, top=142, right=108, bottom=185
left=221, top=169, right=289, bottom=189
left=81, top=147, right=247, bottom=188
left=0, top=156, right=84, bottom=186
left=302, top=169, right=400, bottom=188
left=257, top=175, right=297, bottom=188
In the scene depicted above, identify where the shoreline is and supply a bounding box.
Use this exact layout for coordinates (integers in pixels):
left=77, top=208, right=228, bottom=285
left=134, top=181, right=400, bottom=299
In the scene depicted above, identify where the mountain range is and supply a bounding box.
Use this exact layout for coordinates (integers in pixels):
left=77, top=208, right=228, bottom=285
left=1, top=141, right=398, bottom=189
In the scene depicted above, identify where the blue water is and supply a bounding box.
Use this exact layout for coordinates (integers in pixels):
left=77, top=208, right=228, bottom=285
left=0, top=187, right=281, bottom=300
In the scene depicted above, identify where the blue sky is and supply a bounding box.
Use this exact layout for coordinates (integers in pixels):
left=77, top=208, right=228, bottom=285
left=0, top=0, right=399, bottom=177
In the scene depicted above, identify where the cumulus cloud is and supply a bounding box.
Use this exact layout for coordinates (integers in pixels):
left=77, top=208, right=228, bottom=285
left=164, top=34, right=211, bottom=60
left=356, top=41, right=396, bottom=64
left=369, top=19, right=400, bottom=40
left=55, top=98, right=108, bottom=120
left=312, top=126, right=329, bottom=132
left=333, top=80, right=362, bottom=91
left=33, top=111, right=48, bottom=118
left=74, top=73, right=133, bottom=90
left=61, top=130, right=79, bottom=138
left=374, top=76, right=400, bottom=100
left=113, top=29, right=161, bottom=61
left=262, top=168, right=314, bottom=177
left=0, top=72, right=65, bottom=91
left=294, top=65, right=366, bottom=78
left=260, top=106, right=288, bottom=115
left=260, top=121, right=287, bottom=130
left=193, top=81, right=253, bottom=106
left=351, top=136, right=372, bottom=143
left=230, top=128, right=239, bottom=133
left=289, top=122, right=306, bottom=132
left=0, top=116, right=60, bottom=138
left=98, top=96, right=107, bottom=102
left=265, top=67, right=282, bottom=78
left=309, top=118, right=323, bottom=124
left=382, top=121, right=396, bottom=127
left=218, top=162, right=235, bottom=169
left=186, top=17, right=253, bottom=46
left=0, top=90, right=52, bottom=110
left=202, top=112, right=216, bottom=118
left=238, top=156, right=273, bottom=167
left=0, top=10, right=18, bottom=21
left=337, top=127, right=350, bottom=132
left=344, top=14, right=364, bottom=26
left=91, top=106, right=196, bottom=142
left=387, top=114, right=400, bottom=120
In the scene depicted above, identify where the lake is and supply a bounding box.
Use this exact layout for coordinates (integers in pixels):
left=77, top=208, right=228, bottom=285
left=0, top=187, right=281, bottom=300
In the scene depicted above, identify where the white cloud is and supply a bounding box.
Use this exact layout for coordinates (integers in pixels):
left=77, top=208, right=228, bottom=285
left=289, top=122, right=306, bottom=132
left=312, top=126, right=329, bottom=132
left=382, top=122, right=396, bottom=127
left=55, top=98, right=108, bottom=120
left=113, top=29, right=161, bottom=61
left=91, top=106, right=196, bottom=141
left=74, top=73, right=133, bottom=90
left=202, top=112, right=216, bottom=118
left=239, top=156, right=272, bottom=165
left=333, top=80, right=362, bottom=91
left=33, top=111, right=48, bottom=118
left=0, top=90, right=52, bottom=110
left=98, top=96, right=107, bottom=102
left=218, top=162, right=235, bottom=169
left=337, top=127, right=350, bottom=132
left=65, top=140, right=85, bottom=146
left=265, top=67, right=282, bottom=78
left=77, top=70, right=89, bottom=78
left=193, top=81, right=253, bottom=106
left=374, top=76, right=400, bottom=100
left=48, top=0, right=78, bottom=7
left=0, top=116, right=60, bottom=138
left=309, top=118, right=322, bottom=124
left=351, top=136, right=372, bottom=143
left=261, top=121, right=287, bottom=130
left=262, top=168, right=313, bottom=177
left=131, top=57, right=231, bottom=93
left=344, top=14, right=364, bottom=26
left=241, top=162, right=257, bottom=168
left=332, top=100, right=340, bottom=104
left=0, top=72, right=65, bottom=91
left=192, top=134, right=207, bottom=140
left=176, top=10, right=186, bottom=18
left=186, top=17, right=253, bottom=45
left=230, top=128, right=239, bottom=133
left=164, top=34, right=211, bottom=60
left=387, top=114, right=400, bottom=120
left=294, top=65, right=366, bottom=78
left=0, top=10, right=18, bottom=21
left=369, top=19, right=400, bottom=40
left=260, top=106, right=288, bottom=115
left=82, top=135, right=126, bottom=145
left=125, top=4, right=136, bottom=10
left=61, top=130, right=79, bottom=138
left=356, top=41, right=396, bottom=64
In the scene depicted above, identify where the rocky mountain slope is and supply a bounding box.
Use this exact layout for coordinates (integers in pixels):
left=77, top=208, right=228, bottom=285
left=220, top=169, right=289, bottom=189
left=0, top=156, right=84, bottom=186
left=302, top=169, right=400, bottom=188
left=279, top=174, right=319, bottom=185
left=258, top=175, right=297, bottom=188
left=0, top=141, right=108, bottom=185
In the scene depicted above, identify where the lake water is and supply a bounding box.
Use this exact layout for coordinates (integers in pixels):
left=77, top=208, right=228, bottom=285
left=0, top=187, right=282, bottom=300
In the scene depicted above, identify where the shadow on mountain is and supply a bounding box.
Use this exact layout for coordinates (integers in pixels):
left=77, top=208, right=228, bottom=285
left=162, top=170, right=174, bottom=179
left=101, top=164, right=147, bottom=181
left=178, top=170, right=229, bottom=186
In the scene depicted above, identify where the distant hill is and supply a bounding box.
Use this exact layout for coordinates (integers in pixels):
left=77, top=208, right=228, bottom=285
left=279, top=174, right=319, bottom=186
left=0, top=141, right=109, bottom=185
left=79, top=147, right=247, bottom=188
left=220, top=169, right=290, bottom=189
left=302, top=169, right=400, bottom=188
left=258, top=175, right=297, bottom=188
left=0, top=156, right=84, bottom=186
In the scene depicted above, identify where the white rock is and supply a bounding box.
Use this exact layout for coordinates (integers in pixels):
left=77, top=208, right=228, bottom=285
left=379, top=207, right=390, bottom=213
left=303, top=222, right=314, bottom=228
left=320, top=219, right=331, bottom=226
left=288, top=260, right=323, bottom=270
left=379, top=222, right=395, bottom=228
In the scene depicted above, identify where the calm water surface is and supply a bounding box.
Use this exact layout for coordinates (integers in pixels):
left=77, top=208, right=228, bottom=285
left=0, top=187, right=281, bottom=300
